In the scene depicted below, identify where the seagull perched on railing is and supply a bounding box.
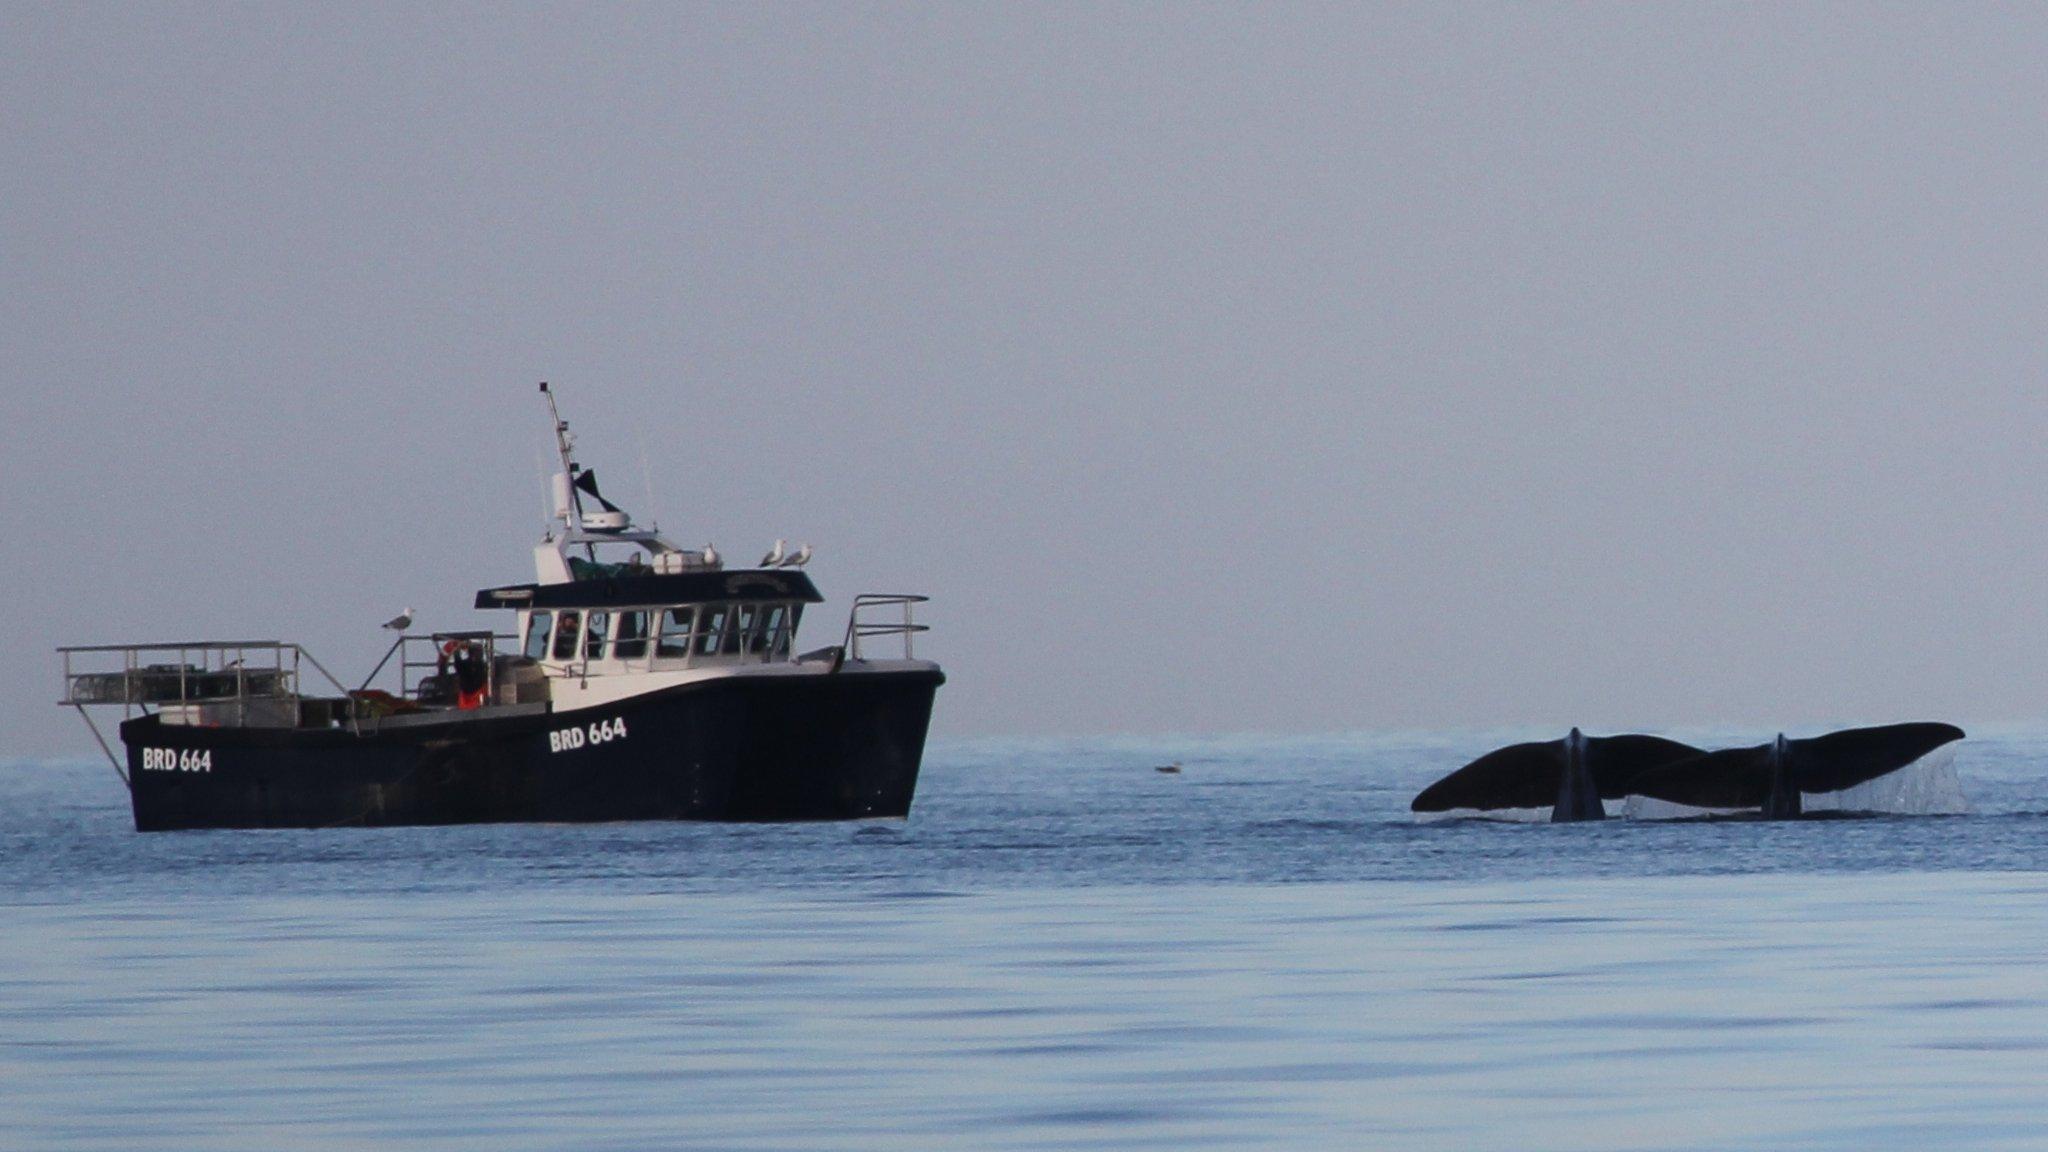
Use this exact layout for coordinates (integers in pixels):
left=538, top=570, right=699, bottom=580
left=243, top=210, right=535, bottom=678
left=381, top=607, right=414, bottom=632
left=778, top=544, right=812, bottom=568
left=759, top=539, right=786, bottom=567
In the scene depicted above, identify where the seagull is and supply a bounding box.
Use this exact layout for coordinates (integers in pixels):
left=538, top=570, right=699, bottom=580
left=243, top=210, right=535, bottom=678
left=701, top=544, right=720, bottom=567
left=381, top=607, right=414, bottom=632
left=759, top=538, right=786, bottom=567
left=779, top=543, right=812, bottom=568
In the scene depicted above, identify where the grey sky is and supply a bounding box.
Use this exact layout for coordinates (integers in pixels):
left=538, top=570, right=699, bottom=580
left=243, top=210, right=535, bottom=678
left=7, top=4, right=2047, bottom=758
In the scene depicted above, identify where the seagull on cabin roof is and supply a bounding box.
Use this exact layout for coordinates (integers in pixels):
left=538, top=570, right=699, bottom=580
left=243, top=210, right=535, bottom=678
left=778, top=544, right=812, bottom=568
left=381, top=607, right=414, bottom=632
left=759, top=539, right=786, bottom=568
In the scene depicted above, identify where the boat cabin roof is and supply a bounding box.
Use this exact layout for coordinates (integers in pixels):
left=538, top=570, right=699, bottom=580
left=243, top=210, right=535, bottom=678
left=474, top=568, right=822, bottom=611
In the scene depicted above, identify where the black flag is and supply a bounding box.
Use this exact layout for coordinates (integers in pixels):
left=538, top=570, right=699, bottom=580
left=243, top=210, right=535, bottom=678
left=572, top=468, right=624, bottom=514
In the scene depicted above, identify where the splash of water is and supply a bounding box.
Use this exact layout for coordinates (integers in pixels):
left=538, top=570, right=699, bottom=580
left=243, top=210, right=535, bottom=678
left=1412, top=807, right=1553, bottom=824
left=1804, top=745, right=1969, bottom=815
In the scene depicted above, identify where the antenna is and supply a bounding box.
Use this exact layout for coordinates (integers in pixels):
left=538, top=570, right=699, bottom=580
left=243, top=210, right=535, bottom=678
left=637, top=431, right=658, bottom=532
left=538, top=381, right=585, bottom=526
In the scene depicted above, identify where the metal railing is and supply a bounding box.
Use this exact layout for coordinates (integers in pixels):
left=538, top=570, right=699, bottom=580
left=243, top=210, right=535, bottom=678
left=59, top=641, right=311, bottom=721
left=393, top=632, right=513, bottom=701
left=842, top=594, right=930, bottom=661
left=57, top=641, right=356, bottom=786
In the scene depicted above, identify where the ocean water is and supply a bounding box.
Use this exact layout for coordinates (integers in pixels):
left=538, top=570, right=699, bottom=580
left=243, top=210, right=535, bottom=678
left=5, top=727, right=2048, bottom=1150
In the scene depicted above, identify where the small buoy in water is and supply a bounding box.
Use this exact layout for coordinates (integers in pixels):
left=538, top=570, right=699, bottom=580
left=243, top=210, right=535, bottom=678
left=1155, top=763, right=1181, bottom=774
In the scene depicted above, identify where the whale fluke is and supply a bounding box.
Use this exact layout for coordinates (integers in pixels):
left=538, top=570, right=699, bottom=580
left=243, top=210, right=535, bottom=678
left=1624, top=745, right=1774, bottom=812
left=1793, top=722, right=1966, bottom=794
left=1626, top=723, right=1965, bottom=817
left=1582, top=735, right=1712, bottom=797
left=1411, top=742, right=1560, bottom=813
left=1412, top=731, right=1705, bottom=821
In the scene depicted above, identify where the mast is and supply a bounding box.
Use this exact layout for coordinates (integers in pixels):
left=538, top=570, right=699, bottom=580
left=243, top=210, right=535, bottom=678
left=531, top=381, right=714, bottom=578
left=539, top=382, right=586, bottom=530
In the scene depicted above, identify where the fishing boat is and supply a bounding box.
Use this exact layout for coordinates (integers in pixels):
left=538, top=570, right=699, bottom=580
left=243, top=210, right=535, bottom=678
left=59, top=384, right=945, bottom=831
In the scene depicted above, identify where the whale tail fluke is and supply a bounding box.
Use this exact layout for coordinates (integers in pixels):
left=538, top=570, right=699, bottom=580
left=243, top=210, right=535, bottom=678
left=1627, top=745, right=1775, bottom=811
left=1625, top=722, right=1966, bottom=815
left=1793, top=722, right=1966, bottom=794
left=1587, top=735, right=1711, bottom=798
left=1411, top=741, right=1560, bottom=813
left=1412, top=732, right=1706, bottom=818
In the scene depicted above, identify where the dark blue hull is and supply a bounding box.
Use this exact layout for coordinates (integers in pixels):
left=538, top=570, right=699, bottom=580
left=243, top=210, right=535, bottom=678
left=118, top=669, right=944, bottom=831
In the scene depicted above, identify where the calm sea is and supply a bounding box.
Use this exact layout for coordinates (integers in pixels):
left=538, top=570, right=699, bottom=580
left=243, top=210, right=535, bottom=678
left=5, top=727, right=2048, bottom=1150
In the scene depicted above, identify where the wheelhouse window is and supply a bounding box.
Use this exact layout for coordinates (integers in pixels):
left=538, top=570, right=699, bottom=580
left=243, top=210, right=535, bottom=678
left=657, top=607, right=696, bottom=660
left=551, top=612, right=582, bottom=661
left=697, top=606, right=729, bottom=657
left=614, top=610, right=649, bottom=660
left=584, top=611, right=610, bottom=660
left=647, top=602, right=811, bottom=659
left=523, top=611, right=553, bottom=660
left=732, top=604, right=760, bottom=655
